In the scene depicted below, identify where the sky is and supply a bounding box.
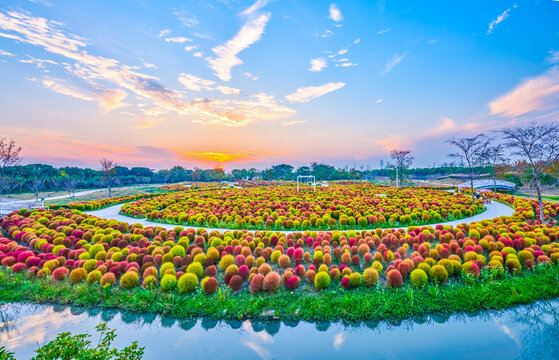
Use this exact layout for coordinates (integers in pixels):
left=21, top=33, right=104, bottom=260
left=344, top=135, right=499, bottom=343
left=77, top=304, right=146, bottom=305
left=0, top=0, right=558, bottom=170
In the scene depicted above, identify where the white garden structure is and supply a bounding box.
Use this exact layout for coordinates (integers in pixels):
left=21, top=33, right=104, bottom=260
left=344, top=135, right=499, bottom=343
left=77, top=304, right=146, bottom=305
left=297, top=175, right=316, bottom=192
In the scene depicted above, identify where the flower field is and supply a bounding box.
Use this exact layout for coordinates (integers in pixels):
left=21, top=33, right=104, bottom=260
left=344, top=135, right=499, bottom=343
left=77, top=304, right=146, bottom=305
left=1, top=188, right=559, bottom=321
left=118, top=184, right=485, bottom=230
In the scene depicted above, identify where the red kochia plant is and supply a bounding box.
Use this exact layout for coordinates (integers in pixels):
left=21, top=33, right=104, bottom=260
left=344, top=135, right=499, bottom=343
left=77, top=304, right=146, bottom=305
left=286, top=276, right=300, bottom=290
left=263, top=271, right=281, bottom=293
left=52, top=267, right=69, bottom=281
left=250, top=273, right=265, bottom=294
left=229, top=275, right=243, bottom=291
left=387, top=269, right=404, bottom=288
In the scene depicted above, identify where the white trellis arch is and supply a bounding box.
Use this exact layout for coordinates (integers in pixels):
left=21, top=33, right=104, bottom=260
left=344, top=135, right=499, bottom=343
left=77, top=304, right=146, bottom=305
left=297, top=175, right=316, bottom=192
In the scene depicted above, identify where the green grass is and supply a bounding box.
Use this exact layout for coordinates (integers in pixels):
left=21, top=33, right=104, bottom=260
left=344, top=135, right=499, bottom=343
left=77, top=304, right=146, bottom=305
left=515, top=193, right=559, bottom=203
left=1, top=265, right=558, bottom=322
left=46, top=185, right=167, bottom=205
left=119, top=206, right=487, bottom=232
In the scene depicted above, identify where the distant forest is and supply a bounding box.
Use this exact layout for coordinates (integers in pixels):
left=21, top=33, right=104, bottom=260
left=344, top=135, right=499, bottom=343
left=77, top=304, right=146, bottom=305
left=1, top=162, right=496, bottom=194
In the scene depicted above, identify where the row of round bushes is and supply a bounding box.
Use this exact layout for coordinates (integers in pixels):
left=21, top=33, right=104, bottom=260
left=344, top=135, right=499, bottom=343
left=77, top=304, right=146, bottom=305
left=119, top=184, right=484, bottom=230
left=1, top=192, right=558, bottom=295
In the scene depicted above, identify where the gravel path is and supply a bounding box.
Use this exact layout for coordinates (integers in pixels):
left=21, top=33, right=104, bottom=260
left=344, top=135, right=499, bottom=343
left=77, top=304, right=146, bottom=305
left=84, top=201, right=514, bottom=233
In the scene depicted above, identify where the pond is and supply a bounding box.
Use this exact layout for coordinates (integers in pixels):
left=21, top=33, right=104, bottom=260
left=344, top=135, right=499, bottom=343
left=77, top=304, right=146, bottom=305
left=1, top=300, right=558, bottom=359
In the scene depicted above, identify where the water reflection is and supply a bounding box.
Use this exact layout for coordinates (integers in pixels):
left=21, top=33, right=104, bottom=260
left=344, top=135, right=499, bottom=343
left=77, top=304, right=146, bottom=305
left=1, top=299, right=558, bottom=359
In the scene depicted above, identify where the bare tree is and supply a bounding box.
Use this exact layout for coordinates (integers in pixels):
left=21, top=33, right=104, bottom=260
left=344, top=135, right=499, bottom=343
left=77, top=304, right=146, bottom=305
left=500, top=123, right=559, bottom=223
left=389, top=149, right=414, bottom=187
left=0, top=138, right=22, bottom=194
left=100, top=158, right=117, bottom=197
left=486, top=144, right=507, bottom=196
left=27, top=179, right=44, bottom=201
left=447, top=134, right=490, bottom=204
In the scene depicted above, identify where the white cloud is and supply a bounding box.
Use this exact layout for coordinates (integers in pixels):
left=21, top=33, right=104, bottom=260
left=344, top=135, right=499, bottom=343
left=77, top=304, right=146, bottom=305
left=385, top=53, right=407, bottom=73
left=423, top=117, right=456, bottom=137
left=489, top=66, right=559, bottom=117
left=285, top=82, right=345, bottom=103
left=208, top=13, right=270, bottom=81
left=377, top=28, right=391, bottom=34
left=333, top=333, right=345, bottom=351
left=282, top=120, right=307, bottom=126
left=184, top=45, right=197, bottom=52
left=158, top=29, right=171, bottom=37
left=193, top=51, right=203, bottom=57
left=244, top=72, right=259, bottom=80
left=241, top=0, right=270, bottom=16
left=42, top=79, right=94, bottom=101
left=0, top=49, right=15, bottom=56
left=428, top=39, right=439, bottom=44
left=309, top=57, right=327, bottom=72
left=178, top=73, right=215, bottom=91
left=174, top=11, right=199, bottom=28
left=337, top=48, right=348, bottom=56
left=487, top=6, right=516, bottom=35
left=28, top=0, right=53, bottom=6
left=329, top=4, right=343, bottom=22
left=189, top=93, right=295, bottom=126
left=165, top=37, right=192, bottom=43
left=0, top=10, right=290, bottom=127
left=548, top=50, right=559, bottom=64
left=216, top=85, right=241, bottom=95
left=353, top=38, right=360, bottom=44
left=143, top=62, right=157, bottom=69
left=135, top=117, right=166, bottom=130
left=376, top=98, right=383, bottom=103
left=335, top=62, right=357, bottom=67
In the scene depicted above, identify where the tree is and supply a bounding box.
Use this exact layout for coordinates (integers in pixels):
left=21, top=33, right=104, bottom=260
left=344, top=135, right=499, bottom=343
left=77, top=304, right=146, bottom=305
left=389, top=149, right=414, bottom=187
left=0, top=138, right=22, bottom=194
left=500, top=123, right=559, bottom=223
left=100, top=158, right=117, bottom=197
left=486, top=144, right=507, bottom=196
left=447, top=134, right=490, bottom=204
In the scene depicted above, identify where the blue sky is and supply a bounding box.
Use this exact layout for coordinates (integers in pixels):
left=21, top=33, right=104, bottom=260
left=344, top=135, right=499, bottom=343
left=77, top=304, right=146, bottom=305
left=0, top=0, right=558, bottom=169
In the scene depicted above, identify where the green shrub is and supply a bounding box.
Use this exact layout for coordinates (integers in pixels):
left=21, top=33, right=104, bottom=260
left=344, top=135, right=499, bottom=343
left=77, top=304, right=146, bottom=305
left=314, top=271, right=331, bottom=290
left=69, top=268, right=87, bottom=283
left=410, top=269, right=428, bottom=288
left=160, top=274, right=178, bottom=292
left=178, top=273, right=198, bottom=293
left=363, top=268, right=379, bottom=287
left=429, top=265, right=448, bottom=284
left=187, top=262, right=204, bottom=278
left=119, top=271, right=139, bottom=289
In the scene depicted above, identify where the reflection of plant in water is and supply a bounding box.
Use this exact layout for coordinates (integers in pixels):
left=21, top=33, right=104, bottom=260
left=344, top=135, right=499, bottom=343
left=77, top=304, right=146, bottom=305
left=32, top=322, right=144, bottom=360
left=509, top=300, right=559, bottom=359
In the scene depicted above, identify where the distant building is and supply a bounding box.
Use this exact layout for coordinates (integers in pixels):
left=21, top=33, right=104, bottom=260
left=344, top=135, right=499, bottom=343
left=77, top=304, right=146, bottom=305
left=380, top=160, right=384, bottom=168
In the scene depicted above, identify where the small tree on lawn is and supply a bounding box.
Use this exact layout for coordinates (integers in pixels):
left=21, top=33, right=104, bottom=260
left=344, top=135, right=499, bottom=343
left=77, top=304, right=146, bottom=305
left=447, top=134, right=490, bottom=204
left=486, top=144, right=507, bottom=196
left=389, top=149, right=414, bottom=187
left=100, top=158, right=117, bottom=197
left=500, top=122, right=559, bottom=223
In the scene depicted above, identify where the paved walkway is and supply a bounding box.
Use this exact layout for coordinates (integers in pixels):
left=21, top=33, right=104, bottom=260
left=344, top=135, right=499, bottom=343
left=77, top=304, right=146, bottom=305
left=84, top=201, right=514, bottom=233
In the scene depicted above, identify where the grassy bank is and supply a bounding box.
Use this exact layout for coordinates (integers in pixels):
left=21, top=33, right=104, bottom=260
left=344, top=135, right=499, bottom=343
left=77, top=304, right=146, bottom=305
left=46, top=184, right=166, bottom=205
left=1, top=265, right=558, bottom=322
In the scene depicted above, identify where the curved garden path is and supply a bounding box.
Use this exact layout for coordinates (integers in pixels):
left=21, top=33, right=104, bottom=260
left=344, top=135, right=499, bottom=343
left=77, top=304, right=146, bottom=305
left=84, top=201, right=514, bottom=233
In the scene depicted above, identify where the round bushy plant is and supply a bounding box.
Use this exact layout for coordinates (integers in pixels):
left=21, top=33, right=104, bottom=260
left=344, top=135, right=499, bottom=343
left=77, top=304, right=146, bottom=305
left=69, top=268, right=87, bottom=283
left=250, top=273, right=265, bottom=294
left=142, top=275, right=158, bottom=288
left=119, top=271, right=139, bottom=289
left=187, top=262, right=204, bottom=278
left=229, top=275, right=243, bottom=291
left=314, top=271, right=330, bottom=290
left=178, top=273, right=198, bottom=293
left=348, top=272, right=362, bottom=288
left=100, top=272, right=116, bottom=288
left=429, top=264, right=448, bottom=283
left=52, top=267, right=69, bottom=281
left=387, top=269, right=403, bottom=288
left=86, top=270, right=102, bottom=284
left=160, top=273, right=178, bottom=292
left=263, top=271, right=281, bottom=292
left=410, top=269, right=428, bottom=288
left=202, top=277, right=219, bottom=294
left=363, top=268, right=379, bottom=287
